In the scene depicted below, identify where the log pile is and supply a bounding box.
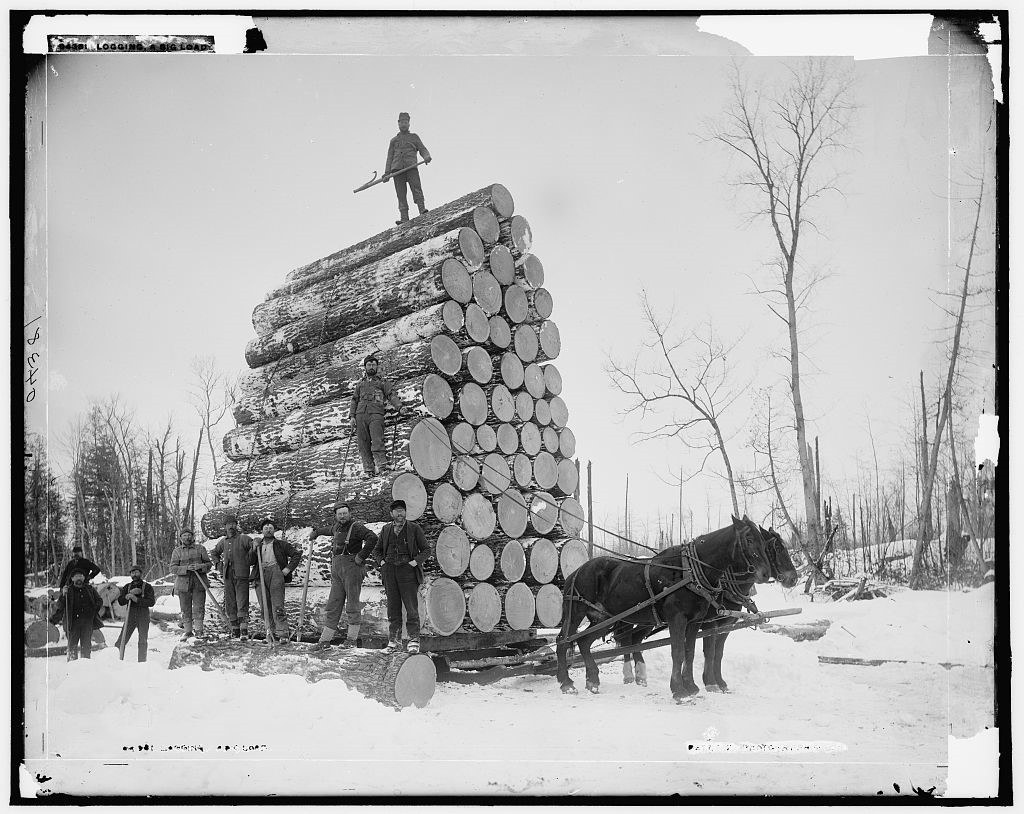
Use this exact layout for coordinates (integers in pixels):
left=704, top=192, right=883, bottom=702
left=200, top=183, right=589, bottom=641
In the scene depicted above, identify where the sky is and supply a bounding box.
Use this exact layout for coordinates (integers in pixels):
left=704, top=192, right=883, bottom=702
left=24, top=15, right=998, bottom=541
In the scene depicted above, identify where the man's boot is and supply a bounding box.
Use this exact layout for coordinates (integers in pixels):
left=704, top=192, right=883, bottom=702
left=230, top=626, right=240, bottom=639
left=395, top=208, right=410, bottom=226
left=339, top=624, right=360, bottom=649
left=417, top=203, right=429, bottom=216
left=407, top=637, right=421, bottom=654
left=311, top=627, right=335, bottom=652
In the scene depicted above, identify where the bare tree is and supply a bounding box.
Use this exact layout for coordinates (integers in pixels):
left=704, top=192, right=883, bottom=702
left=188, top=355, right=236, bottom=479
left=909, top=172, right=989, bottom=588
left=607, top=292, right=747, bottom=515
left=703, top=57, right=854, bottom=558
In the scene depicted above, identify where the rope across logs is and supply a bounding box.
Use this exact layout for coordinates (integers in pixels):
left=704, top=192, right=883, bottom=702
left=168, top=641, right=437, bottom=711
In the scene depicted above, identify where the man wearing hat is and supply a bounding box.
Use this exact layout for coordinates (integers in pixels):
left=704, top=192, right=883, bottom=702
left=114, top=564, right=157, bottom=661
left=349, top=354, right=404, bottom=478
left=210, top=515, right=256, bottom=640
left=360, top=499, right=430, bottom=653
left=251, top=518, right=303, bottom=643
left=383, top=111, right=431, bottom=225
left=58, top=545, right=102, bottom=591
left=49, top=567, right=104, bottom=660
left=170, top=528, right=214, bottom=641
left=308, top=502, right=379, bottom=652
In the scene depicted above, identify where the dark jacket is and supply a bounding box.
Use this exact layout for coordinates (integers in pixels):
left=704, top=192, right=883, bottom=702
left=351, top=374, right=401, bottom=419
left=310, top=520, right=378, bottom=559
left=367, top=521, right=430, bottom=585
left=211, top=532, right=255, bottom=582
left=251, top=537, right=303, bottom=584
left=384, top=131, right=430, bottom=174
left=50, top=583, right=104, bottom=630
left=58, top=557, right=102, bottom=589
left=117, top=579, right=157, bottom=616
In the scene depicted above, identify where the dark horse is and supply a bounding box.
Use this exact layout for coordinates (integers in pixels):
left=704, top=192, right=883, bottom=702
left=555, top=515, right=771, bottom=703
left=614, top=526, right=799, bottom=692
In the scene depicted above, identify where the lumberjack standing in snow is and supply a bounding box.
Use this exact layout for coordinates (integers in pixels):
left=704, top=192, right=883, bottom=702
left=309, top=503, right=379, bottom=652
left=170, top=528, right=213, bottom=641
left=384, top=111, right=431, bottom=225
left=361, top=499, right=429, bottom=654
left=349, top=354, right=404, bottom=478
left=49, top=568, right=104, bottom=661
left=252, top=519, right=303, bottom=643
left=114, top=564, right=156, bottom=661
left=210, top=515, right=255, bottom=640
left=57, top=545, right=102, bottom=591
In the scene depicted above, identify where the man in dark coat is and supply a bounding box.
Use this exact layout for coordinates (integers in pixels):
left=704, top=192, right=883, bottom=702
left=49, top=567, right=104, bottom=660
left=114, top=564, right=157, bottom=662
left=361, top=499, right=430, bottom=653
left=309, top=502, right=379, bottom=652
left=349, top=354, right=404, bottom=478
left=383, top=111, right=431, bottom=224
left=170, top=528, right=214, bottom=641
left=58, top=545, right=102, bottom=590
left=252, top=518, right=303, bottom=643
left=210, top=515, right=255, bottom=640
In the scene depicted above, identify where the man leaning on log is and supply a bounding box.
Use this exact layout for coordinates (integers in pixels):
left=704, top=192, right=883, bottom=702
left=309, top=502, right=379, bottom=652
left=210, top=515, right=256, bottom=641
left=349, top=354, right=406, bottom=478
left=359, top=499, right=429, bottom=654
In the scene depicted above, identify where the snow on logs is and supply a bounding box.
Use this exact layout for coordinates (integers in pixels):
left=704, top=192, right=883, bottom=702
left=202, top=183, right=587, bottom=642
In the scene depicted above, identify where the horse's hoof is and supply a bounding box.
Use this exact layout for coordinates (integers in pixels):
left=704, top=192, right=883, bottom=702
left=705, top=684, right=725, bottom=693
left=623, top=676, right=634, bottom=685
left=636, top=678, right=647, bottom=687
left=586, top=683, right=600, bottom=695
left=674, top=695, right=695, bottom=705
left=561, top=685, right=578, bottom=695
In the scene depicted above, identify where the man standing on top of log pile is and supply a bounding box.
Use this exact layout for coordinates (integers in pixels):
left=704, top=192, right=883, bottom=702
left=252, top=518, right=303, bottom=644
left=57, top=545, right=102, bottom=592
left=359, top=499, right=429, bottom=654
left=170, top=528, right=213, bottom=641
left=114, top=564, right=156, bottom=661
left=349, top=354, right=405, bottom=478
left=309, top=502, right=379, bottom=652
left=210, top=515, right=255, bottom=641
left=384, top=111, right=431, bottom=225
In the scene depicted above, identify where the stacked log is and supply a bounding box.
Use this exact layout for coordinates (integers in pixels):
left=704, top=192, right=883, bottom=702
left=201, top=183, right=589, bottom=641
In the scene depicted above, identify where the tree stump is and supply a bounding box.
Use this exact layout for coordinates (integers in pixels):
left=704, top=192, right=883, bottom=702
left=168, top=641, right=436, bottom=710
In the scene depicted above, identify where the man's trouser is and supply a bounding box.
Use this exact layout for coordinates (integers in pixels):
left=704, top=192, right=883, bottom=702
left=67, top=617, right=94, bottom=660
left=177, top=578, right=207, bottom=635
left=321, top=554, right=365, bottom=637
left=381, top=563, right=420, bottom=641
left=256, top=562, right=290, bottom=638
left=393, top=168, right=424, bottom=214
left=115, top=608, right=150, bottom=662
left=222, top=576, right=251, bottom=635
left=355, top=412, right=387, bottom=474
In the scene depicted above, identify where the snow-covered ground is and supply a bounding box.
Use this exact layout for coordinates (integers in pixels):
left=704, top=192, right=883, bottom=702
left=22, top=582, right=995, bottom=798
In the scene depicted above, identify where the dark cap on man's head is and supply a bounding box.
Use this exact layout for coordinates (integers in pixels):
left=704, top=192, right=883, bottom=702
left=363, top=354, right=379, bottom=366
left=260, top=517, right=277, bottom=529
left=223, top=515, right=238, bottom=525
left=333, top=502, right=350, bottom=511
left=398, top=112, right=410, bottom=120
left=70, top=566, right=87, bottom=578
left=129, top=564, right=143, bottom=574
left=390, top=499, right=406, bottom=512
left=72, top=545, right=83, bottom=553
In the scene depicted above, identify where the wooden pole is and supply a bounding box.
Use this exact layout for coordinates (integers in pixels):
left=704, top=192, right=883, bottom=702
left=183, top=426, right=203, bottom=530
left=586, top=460, right=594, bottom=560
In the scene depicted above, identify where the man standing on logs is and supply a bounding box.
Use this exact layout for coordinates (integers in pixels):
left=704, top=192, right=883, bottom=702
left=350, top=354, right=404, bottom=478
left=384, top=111, right=431, bottom=225
left=360, top=499, right=429, bottom=654
left=309, top=502, right=379, bottom=652
left=210, top=515, right=255, bottom=641
left=170, top=528, right=214, bottom=641
left=252, top=518, right=303, bottom=644
left=57, top=545, right=102, bottom=591
left=114, top=564, right=156, bottom=661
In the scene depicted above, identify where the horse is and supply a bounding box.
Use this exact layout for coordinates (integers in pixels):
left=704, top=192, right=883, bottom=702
left=555, top=515, right=771, bottom=703
left=615, top=525, right=799, bottom=692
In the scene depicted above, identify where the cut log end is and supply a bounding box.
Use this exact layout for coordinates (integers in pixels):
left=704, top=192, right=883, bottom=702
left=423, top=373, right=455, bottom=420
left=473, top=271, right=502, bottom=316
left=487, top=316, right=512, bottom=350
left=469, top=544, right=496, bottom=581
left=520, top=254, right=545, bottom=289
left=431, top=334, right=463, bottom=376
left=430, top=482, right=464, bottom=524
left=409, top=417, right=453, bottom=481
left=558, top=497, right=586, bottom=537
left=458, top=227, right=485, bottom=271
left=542, top=363, right=563, bottom=396
left=465, top=303, right=491, bottom=344
left=490, top=384, right=515, bottom=423
left=462, top=492, right=497, bottom=540
left=558, top=427, right=577, bottom=458
left=435, top=525, right=471, bottom=577
left=394, top=654, right=438, bottom=708
left=535, top=584, right=564, bottom=628
left=458, top=382, right=489, bottom=426
left=524, top=363, right=546, bottom=399
left=421, top=577, right=467, bottom=636
left=392, top=472, right=428, bottom=521
left=467, top=582, right=502, bottom=632
left=473, top=206, right=501, bottom=245
left=559, top=537, right=590, bottom=579
left=528, top=491, right=559, bottom=535
left=539, top=320, right=561, bottom=360
left=500, top=353, right=525, bottom=390
left=503, top=284, right=529, bottom=324
left=514, top=324, right=539, bottom=363
left=503, top=582, right=536, bottom=630
left=441, top=258, right=473, bottom=304
left=497, top=489, right=529, bottom=538
left=488, top=244, right=516, bottom=286
left=498, top=539, right=526, bottom=583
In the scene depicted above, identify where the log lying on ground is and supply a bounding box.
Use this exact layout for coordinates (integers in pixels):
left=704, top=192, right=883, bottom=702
left=253, top=228, right=485, bottom=336
left=245, top=258, right=473, bottom=368
left=168, top=640, right=436, bottom=710
left=271, top=184, right=514, bottom=295
left=235, top=304, right=462, bottom=423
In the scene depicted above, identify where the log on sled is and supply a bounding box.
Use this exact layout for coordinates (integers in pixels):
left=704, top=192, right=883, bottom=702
left=168, top=640, right=436, bottom=710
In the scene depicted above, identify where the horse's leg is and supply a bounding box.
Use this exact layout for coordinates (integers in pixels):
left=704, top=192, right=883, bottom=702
left=578, top=629, right=602, bottom=694
left=615, top=624, right=634, bottom=684
left=633, top=625, right=653, bottom=687
left=556, top=605, right=587, bottom=695
left=713, top=628, right=731, bottom=692
left=678, top=619, right=702, bottom=698
left=702, top=622, right=724, bottom=692
left=668, top=620, right=686, bottom=700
